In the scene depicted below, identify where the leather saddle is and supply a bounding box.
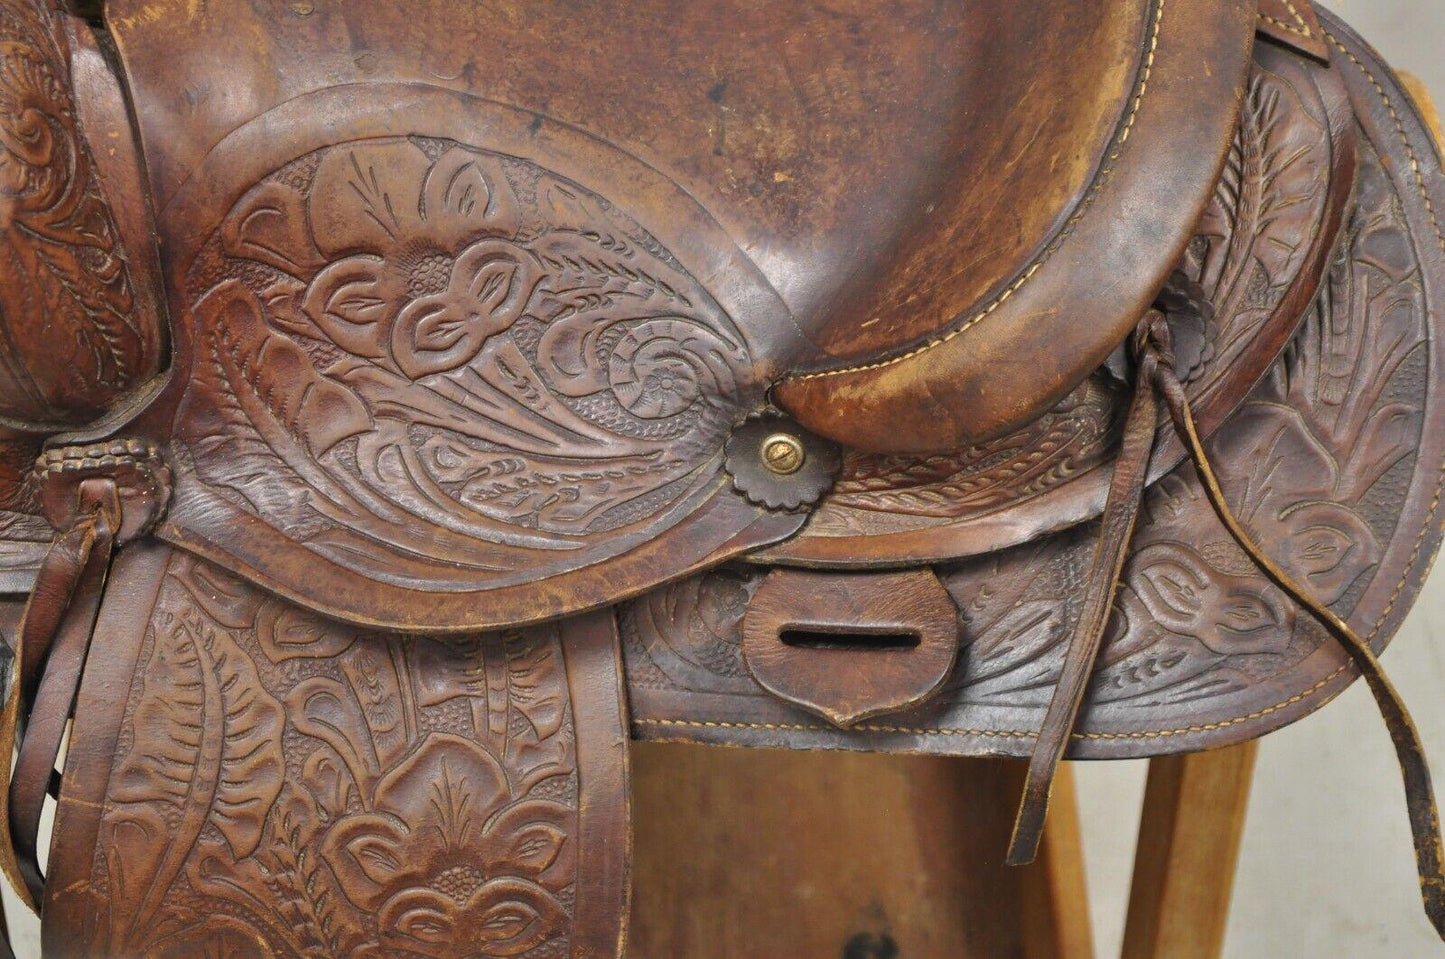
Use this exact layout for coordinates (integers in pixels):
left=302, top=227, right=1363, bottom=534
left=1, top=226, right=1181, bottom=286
left=1, top=0, right=1444, bottom=953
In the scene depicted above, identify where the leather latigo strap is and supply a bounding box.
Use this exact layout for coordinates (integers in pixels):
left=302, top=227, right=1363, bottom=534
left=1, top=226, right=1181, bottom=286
left=0, top=440, right=168, bottom=911
left=1007, top=316, right=1170, bottom=865
left=41, top=547, right=631, bottom=958
left=1005, top=300, right=1445, bottom=940
left=1158, top=362, right=1445, bottom=937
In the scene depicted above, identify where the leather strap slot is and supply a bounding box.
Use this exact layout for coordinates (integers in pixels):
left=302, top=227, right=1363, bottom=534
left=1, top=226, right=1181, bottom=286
left=743, top=568, right=960, bottom=728
left=780, top=627, right=922, bottom=652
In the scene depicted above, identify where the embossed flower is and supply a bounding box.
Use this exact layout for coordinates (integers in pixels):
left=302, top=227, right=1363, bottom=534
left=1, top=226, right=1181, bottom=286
left=1130, top=541, right=1293, bottom=656
left=221, top=140, right=541, bottom=380
left=322, top=733, right=575, bottom=957
left=1206, top=403, right=1378, bottom=607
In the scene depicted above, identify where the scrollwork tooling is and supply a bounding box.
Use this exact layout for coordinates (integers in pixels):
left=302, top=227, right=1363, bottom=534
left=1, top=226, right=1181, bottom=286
left=89, top=554, right=582, bottom=957
left=0, top=0, right=162, bottom=427
left=624, top=133, right=1426, bottom=739
left=176, top=136, right=754, bottom=589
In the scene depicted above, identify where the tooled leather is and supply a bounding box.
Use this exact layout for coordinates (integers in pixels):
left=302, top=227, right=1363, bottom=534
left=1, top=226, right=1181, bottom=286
left=42, top=551, right=631, bottom=957
left=0, top=0, right=1442, bottom=954
left=763, top=38, right=1359, bottom=565
left=625, top=57, right=1445, bottom=758
left=0, top=0, right=164, bottom=430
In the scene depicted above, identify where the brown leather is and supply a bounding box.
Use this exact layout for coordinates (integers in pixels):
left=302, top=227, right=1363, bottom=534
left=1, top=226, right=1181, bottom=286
left=628, top=32, right=1445, bottom=758
left=763, top=38, right=1362, bottom=566
left=2, top=0, right=1445, bottom=952
left=41, top=548, right=632, bottom=956
left=9, top=478, right=115, bottom=904
left=741, top=567, right=959, bottom=728
left=773, top=0, right=1258, bottom=453
left=1257, top=0, right=1329, bottom=60
left=1008, top=316, right=1168, bottom=866
left=0, top=513, right=93, bottom=910
left=1155, top=349, right=1445, bottom=939
left=0, top=0, right=164, bottom=432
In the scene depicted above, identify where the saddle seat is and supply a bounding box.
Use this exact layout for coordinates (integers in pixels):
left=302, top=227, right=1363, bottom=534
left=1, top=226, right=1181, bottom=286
left=3, top=0, right=1445, bottom=955
left=105, top=0, right=1256, bottom=457
left=0, top=0, right=1253, bottom=633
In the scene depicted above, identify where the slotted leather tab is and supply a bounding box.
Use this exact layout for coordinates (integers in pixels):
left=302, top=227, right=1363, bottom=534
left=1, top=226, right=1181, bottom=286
left=742, top=568, right=960, bottom=727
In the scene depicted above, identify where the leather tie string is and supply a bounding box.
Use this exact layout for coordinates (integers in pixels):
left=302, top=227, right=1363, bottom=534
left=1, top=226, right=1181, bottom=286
left=1008, top=314, right=1169, bottom=865
left=1156, top=371, right=1445, bottom=941
left=1009, top=311, right=1445, bottom=942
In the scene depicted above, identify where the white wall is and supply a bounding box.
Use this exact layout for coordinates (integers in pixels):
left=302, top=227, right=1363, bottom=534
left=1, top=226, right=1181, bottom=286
left=1077, top=9, right=1445, bottom=958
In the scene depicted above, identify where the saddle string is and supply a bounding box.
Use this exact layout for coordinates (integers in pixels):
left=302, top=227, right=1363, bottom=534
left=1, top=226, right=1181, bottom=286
left=1009, top=309, right=1445, bottom=939
left=1006, top=317, right=1165, bottom=865
left=1156, top=371, right=1445, bottom=940
left=14, top=481, right=119, bottom=909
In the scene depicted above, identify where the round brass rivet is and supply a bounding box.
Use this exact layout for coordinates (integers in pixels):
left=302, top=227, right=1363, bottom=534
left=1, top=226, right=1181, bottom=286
left=762, top=433, right=806, bottom=475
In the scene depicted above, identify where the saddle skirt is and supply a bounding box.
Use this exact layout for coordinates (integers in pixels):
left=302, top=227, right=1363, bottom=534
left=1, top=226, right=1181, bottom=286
left=0, top=0, right=1443, bottom=955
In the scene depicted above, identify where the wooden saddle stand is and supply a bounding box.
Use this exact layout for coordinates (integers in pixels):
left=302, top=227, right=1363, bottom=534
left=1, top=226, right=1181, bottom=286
left=1, top=0, right=1445, bottom=955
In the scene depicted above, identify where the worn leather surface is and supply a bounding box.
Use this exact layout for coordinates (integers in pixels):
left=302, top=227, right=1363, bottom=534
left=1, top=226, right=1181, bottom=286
left=762, top=39, right=1360, bottom=565
left=0, top=0, right=1442, bottom=953
left=45, top=545, right=631, bottom=957
left=627, top=35, right=1445, bottom=758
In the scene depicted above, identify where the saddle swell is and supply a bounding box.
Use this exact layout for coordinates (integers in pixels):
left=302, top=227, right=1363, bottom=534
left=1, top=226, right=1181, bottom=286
left=1, top=0, right=1444, bottom=954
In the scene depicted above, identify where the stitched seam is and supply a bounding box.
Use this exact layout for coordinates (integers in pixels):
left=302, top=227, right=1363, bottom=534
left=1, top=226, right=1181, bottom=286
left=1325, top=29, right=1445, bottom=657
left=1259, top=13, right=1314, bottom=42
left=635, top=31, right=1445, bottom=748
left=1283, top=0, right=1315, bottom=36
left=633, top=667, right=1351, bottom=741
left=789, top=0, right=1167, bottom=383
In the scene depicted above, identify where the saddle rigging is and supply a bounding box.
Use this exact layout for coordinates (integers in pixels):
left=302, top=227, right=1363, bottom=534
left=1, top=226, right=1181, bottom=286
left=1, top=0, right=1444, bottom=954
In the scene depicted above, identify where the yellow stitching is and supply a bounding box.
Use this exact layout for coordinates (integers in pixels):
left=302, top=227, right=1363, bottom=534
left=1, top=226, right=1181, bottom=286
left=635, top=31, right=1445, bottom=748
left=789, top=0, right=1167, bottom=384
left=1324, top=29, right=1445, bottom=657
left=1283, top=0, right=1315, bottom=36
left=1259, top=13, right=1314, bottom=41
left=634, top=666, right=1351, bottom=741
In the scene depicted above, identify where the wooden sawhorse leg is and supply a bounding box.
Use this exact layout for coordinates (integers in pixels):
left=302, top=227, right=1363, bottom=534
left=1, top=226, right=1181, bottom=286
left=629, top=744, right=1094, bottom=958
left=1121, top=741, right=1259, bottom=959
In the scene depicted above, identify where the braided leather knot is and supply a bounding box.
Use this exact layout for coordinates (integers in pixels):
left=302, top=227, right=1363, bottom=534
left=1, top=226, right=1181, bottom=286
left=31, top=438, right=171, bottom=543
left=1131, top=309, right=1174, bottom=385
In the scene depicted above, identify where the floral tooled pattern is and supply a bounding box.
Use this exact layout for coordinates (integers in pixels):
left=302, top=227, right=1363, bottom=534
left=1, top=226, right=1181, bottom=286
left=0, top=0, right=162, bottom=425
left=322, top=735, right=574, bottom=957
left=179, top=136, right=752, bottom=589
left=90, top=555, right=585, bottom=958
left=247, top=143, right=540, bottom=380
left=622, top=136, right=1427, bottom=721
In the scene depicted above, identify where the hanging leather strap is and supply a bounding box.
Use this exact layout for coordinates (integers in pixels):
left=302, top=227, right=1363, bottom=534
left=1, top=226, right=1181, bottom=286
left=1010, top=304, right=1445, bottom=939
left=1007, top=316, right=1169, bottom=865
left=0, top=441, right=168, bottom=921
left=11, top=480, right=118, bottom=905
left=1155, top=370, right=1445, bottom=940
left=0, top=512, right=102, bottom=912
